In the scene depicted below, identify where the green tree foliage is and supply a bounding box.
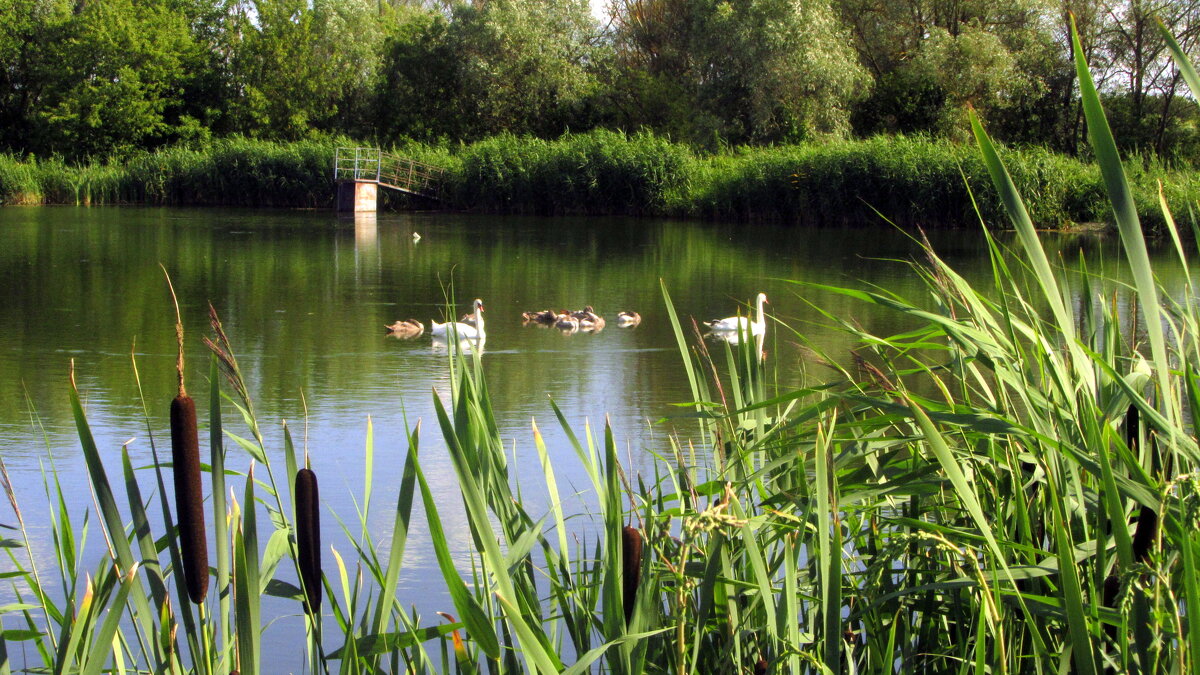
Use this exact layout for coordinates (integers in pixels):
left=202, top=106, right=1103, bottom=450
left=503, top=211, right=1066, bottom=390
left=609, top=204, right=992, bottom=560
left=223, top=0, right=385, bottom=140
left=3, top=0, right=1200, bottom=161
left=838, top=0, right=1068, bottom=140
left=374, top=7, right=467, bottom=142
left=0, top=0, right=68, bottom=154
left=609, top=0, right=868, bottom=146
left=28, top=0, right=207, bottom=158
left=372, top=0, right=601, bottom=142
left=1094, top=0, right=1200, bottom=158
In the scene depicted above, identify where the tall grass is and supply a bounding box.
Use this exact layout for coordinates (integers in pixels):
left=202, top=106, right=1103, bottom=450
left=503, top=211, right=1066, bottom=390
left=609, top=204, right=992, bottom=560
left=0, top=25, right=1198, bottom=674
left=3, top=130, right=1198, bottom=232
left=0, top=138, right=338, bottom=208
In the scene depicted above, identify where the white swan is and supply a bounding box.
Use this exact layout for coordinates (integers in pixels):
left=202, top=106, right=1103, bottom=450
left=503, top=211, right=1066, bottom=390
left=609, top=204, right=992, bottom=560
left=431, top=298, right=485, bottom=340
left=705, top=293, right=768, bottom=336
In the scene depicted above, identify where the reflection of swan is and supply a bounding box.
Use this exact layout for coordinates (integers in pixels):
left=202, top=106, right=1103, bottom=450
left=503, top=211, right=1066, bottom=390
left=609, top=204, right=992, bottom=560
left=706, top=293, right=767, bottom=336
left=431, top=335, right=486, bottom=354
left=707, top=321, right=767, bottom=361
left=616, top=311, right=641, bottom=327
left=432, top=299, right=485, bottom=340
left=385, top=319, right=424, bottom=338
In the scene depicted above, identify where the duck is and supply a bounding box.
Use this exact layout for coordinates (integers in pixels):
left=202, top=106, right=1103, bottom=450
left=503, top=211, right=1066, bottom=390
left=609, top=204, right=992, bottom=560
left=385, top=319, right=425, bottom=338
left=616, top=311, right=641, bottom=327
left=555, top=312, right=580, bottom=331
left=431, top=298, right=485, bottom=340
left=522, top=309, right=559, bottom=325
left=579, top=308, right=605, bottom=332
left=705, top=293, right=768, bottom=336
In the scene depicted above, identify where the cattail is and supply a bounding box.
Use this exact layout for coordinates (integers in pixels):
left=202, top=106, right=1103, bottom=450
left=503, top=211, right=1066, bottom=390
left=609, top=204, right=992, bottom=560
left=621, top=525, right=643, bottom=626
left=1125, top=405, right=1159, bottom=563
left=754, top=657, right=769, bottom=674
left=165, top=267, right=208, bottom=604
left=295, top=467, right=322, bottom=614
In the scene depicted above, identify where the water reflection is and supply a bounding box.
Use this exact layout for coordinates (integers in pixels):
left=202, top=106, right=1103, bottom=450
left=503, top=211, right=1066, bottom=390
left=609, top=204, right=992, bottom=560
left=430, top=334, right=486, bottom=355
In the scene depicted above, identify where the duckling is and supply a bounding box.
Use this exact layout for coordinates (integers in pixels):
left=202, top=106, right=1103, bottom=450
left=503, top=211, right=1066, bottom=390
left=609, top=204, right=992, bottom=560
left=523, top=309, right=559, bottom=325
left=616, top=311, right=641, bottom=327
left=460, top=312, right=479, bottom=328
left=555, top=313, right=580, bottom=331
left=573, top=306, right=605, bottom=332
left=385, top=319, right=425, bottom=338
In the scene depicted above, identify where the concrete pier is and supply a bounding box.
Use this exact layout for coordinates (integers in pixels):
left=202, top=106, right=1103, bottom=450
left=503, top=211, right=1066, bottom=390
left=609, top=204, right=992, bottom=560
left=336, top=180, right=377, bottom=213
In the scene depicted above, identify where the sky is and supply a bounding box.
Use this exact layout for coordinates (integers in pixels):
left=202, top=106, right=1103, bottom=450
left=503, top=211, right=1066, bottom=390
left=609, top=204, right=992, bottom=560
left=590, top=0, right=610, bottom=22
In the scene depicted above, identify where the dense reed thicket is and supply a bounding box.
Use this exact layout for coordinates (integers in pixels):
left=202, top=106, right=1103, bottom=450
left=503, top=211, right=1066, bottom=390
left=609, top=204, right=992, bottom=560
left=4, top=130, right=1199, bottom=231
left=0, top=138, right=338, bottom=208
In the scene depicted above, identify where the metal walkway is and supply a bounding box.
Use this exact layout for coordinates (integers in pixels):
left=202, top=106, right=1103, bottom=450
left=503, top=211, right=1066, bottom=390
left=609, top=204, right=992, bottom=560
left=334, top=147, right=443, bottom=200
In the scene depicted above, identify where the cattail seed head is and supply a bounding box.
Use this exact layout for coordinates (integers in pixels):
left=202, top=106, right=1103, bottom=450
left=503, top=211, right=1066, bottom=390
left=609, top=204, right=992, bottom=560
left=621, top=525, right=643, bottom=626
left=295, top=467, right=322, bottom=614
left=171, top=393, right=208, bottom=604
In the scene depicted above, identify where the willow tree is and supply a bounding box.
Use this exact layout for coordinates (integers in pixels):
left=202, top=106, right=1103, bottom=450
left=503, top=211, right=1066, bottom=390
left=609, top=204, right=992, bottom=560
left=837, top=0, right=1067, bottom=142
left=609, top=0, right=867, bottom=146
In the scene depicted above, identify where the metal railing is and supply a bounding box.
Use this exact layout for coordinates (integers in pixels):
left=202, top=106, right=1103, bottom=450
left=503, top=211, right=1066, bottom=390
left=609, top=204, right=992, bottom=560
left=334, top=147, right=381, bottom=182
left=334, top=147, right=443, bottom=199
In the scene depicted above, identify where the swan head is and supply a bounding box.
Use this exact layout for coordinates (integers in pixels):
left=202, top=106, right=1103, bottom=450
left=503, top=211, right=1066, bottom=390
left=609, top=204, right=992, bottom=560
left=473, top=299, right=485, bottom=313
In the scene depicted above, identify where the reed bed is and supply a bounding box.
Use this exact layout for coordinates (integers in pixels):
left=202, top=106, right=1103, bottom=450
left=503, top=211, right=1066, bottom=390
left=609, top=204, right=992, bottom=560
left=3, top=128, right=1198, bottom=232
left=0, top=23, right=1197, bottom=674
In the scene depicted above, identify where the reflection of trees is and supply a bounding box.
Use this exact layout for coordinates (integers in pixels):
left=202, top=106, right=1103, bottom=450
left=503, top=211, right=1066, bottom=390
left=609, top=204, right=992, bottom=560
left=1, top=211, right=1188, bottom=467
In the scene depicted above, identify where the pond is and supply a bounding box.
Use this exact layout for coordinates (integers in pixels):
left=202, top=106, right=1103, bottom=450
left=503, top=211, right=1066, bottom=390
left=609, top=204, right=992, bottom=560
left=0, top=206, right=1156, bottom=670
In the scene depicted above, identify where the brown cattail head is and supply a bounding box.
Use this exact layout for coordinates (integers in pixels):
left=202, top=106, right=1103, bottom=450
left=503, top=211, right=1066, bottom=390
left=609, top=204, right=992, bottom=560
left=755, top=657, right=769, bottom=674
left=295, top=468, right=322, bottom=614
left=621, top=525, right=643, bottom=626
left=171, top=393, right=208, bottom=604
left=1132, top=504, right=1159, bottom=563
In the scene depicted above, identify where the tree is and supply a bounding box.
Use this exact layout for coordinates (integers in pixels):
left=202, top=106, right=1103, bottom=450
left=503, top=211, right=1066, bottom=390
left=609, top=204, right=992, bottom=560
left=609, top=0, right=867, bottom=146
left=836, top=0, right=1068, bottom=141
left=1094, top=0, right=1200, bottom=157
left=33, top=0, right=206, bottom=158
left=223, top=0, right=385, bottom=140
left=372, top=0, right=602, bottom=141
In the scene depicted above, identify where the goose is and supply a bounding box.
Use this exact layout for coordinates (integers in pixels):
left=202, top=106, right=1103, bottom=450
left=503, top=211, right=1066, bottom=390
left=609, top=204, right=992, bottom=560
left=431, top=299, right=485, bottom=340
left=385, top=319, right=424, bottom=338
left=616, top=311, right=641, bottom=327
left=705, top=293, right=768, bottom=336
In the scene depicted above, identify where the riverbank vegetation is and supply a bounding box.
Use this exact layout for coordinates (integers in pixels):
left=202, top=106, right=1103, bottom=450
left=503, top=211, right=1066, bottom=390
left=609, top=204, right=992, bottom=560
left=1, top=25, right=1197, bottom=673
left=5, top=0, right=1200, bottom=227
left=3, top=131, right=1199, bottom=230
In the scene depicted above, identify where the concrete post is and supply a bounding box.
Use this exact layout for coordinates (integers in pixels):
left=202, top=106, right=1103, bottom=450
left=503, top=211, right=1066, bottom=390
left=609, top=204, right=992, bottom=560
left=336, top=180, right=378, bottom=213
